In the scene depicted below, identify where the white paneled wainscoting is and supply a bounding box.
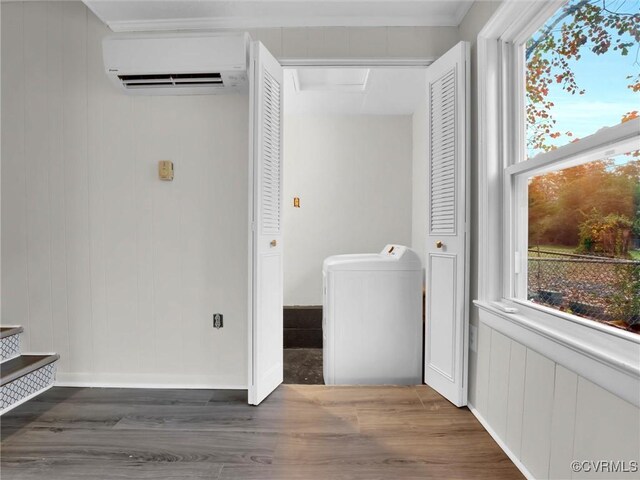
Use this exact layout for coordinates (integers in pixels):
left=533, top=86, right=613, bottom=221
left=469, top=309, right=640, bottom=480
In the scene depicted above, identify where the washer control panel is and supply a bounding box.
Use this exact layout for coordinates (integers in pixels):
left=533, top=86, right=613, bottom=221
left=381, top=244, right=406, bottom=258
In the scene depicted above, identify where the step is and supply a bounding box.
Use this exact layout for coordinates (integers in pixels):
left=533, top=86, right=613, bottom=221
left=1, top=354, right=59, bottom=414
left=284, top=328, right=323, bottom=348
left=1, top=326, right=23, bottom=362
left=284, top=306, right=323, bottom=348
left=0, top=326, right=24, bottom=338
left=284, top=306, right=322, bottom=329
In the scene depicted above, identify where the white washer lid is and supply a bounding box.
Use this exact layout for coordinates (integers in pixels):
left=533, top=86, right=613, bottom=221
left=322, top=245, right=422, bottom=272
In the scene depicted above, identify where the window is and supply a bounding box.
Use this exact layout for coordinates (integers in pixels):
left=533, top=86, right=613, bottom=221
left=525, top=0, right=640, bottom=158
left=476, top=0, right=640, bottom=407
left=527, top=153, right=639, bottom=332
left=508, top=0, right=640, bottom=336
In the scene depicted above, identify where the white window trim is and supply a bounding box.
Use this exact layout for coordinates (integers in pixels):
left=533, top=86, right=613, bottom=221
left=476, top=0, right=640, bottom=407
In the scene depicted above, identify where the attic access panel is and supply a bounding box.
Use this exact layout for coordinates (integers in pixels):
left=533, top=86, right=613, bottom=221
left=293, top=68, right=370, bottom=92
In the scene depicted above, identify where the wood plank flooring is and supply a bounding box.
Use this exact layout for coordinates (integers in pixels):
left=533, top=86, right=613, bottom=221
left=1, top=385, right=523, bottom=479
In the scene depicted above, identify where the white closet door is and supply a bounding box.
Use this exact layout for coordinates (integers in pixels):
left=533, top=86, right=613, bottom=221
left=248, top=41, right=284, bottom=405
left=424, top=41, right=470, bottom=407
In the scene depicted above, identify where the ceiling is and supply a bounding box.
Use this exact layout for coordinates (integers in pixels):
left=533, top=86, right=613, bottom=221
left=284, top=67, right=426, bottom=116
left=83, top=1, right=474, bottom=32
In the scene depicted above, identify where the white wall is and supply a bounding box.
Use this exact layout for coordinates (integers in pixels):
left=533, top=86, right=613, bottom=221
left=411, top=90, right=427, bottom=268
left=2, top=1, right=249, bottom=387
left=1, top=1, right=460, bottom=386
left=460, top=3, right=640, bottom=479
left=0, top=1, right=3, bottom=311
left=246, top=26, right=459, bottom=61
left=459, top=1, right=502, bottom=341
left=283, top=115, right=413, bottom=306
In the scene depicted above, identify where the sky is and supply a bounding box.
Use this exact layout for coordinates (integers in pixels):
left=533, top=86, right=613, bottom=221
left=527, top=0, right=640, bottom=158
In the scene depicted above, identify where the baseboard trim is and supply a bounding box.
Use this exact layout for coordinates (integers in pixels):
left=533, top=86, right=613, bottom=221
left=55, top=372, right=246, bottom=390
left=55, top=380, right=247, bottom=390
left=468, top=403, right=534, bottom=480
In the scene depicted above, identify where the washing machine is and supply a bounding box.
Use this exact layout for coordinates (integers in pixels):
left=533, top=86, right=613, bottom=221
left=322, top=244, right=423, bottom=385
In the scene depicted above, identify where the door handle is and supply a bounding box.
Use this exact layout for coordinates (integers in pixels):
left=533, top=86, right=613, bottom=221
left=270, top=239, right=277, bottom=247
left=436, top=241, right=444, bottom=249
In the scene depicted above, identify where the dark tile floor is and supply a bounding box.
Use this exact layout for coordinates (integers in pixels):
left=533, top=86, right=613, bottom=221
left=283, top=348, right=323, bottom=385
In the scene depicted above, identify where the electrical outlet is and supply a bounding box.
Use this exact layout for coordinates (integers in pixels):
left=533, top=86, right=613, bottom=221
left=469, top=324, right=478, bottom=353
left=213, top=313, right=223, bottom=329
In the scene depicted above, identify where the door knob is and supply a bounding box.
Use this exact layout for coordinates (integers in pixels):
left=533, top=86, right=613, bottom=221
left=436, top=241, right=444, bottom=249
left=270, top=239, right=277, bottom=247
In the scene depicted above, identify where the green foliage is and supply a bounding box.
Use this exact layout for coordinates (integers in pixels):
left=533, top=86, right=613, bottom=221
left=577, top=209, right=633, bottom=256
left=610, top=263, right=640, bottom=325
left=528, top=158, right=639, bottom=251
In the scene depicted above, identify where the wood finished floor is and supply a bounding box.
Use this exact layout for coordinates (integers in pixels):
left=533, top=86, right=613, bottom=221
left=1, top=385, right=523, bottom=480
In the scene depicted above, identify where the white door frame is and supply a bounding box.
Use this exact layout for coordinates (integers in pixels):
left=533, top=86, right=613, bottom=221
left=247, top=56, right=459, bottom=399
left=279, top=58, right=434, bottom=68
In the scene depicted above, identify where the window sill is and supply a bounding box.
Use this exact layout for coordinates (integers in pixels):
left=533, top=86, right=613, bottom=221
left=509, top=297, right=640, bottom=343
left=473, top=300, right=640, bottom=407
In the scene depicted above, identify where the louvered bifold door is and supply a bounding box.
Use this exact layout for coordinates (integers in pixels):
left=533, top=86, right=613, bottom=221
left=249, top=42, right=284, bottom=406
left=424, top=42, right=470, bottom=407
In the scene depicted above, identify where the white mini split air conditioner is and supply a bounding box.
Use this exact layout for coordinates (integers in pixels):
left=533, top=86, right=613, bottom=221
left=103, top=32, right=250, bottom=95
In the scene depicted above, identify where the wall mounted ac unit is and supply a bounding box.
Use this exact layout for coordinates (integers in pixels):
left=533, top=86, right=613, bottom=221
left=103, top=32, right=250, bottom=95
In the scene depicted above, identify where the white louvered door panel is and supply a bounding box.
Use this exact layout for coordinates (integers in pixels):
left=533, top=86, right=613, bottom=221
left=261, top=70, right=281, bottom=235
left=249, top=42, right=284, bottom=406
left=430, top=69, right=457, bottom=235
left=424, top=42, right=470, bottom=407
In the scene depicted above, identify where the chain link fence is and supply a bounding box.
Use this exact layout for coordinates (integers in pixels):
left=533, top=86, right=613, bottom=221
left=528, top=248, right=640, bottom=330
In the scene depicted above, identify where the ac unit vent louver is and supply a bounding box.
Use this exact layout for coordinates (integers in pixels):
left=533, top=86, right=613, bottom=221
left=118, top=72, right=224, bottom=89
left=103, top=33, right=250, bottom=95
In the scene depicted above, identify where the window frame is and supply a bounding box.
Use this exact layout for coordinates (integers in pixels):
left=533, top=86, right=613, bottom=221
left=476, top=0, right=640, bottom=407
left=506, top=123, right=640, bottom=309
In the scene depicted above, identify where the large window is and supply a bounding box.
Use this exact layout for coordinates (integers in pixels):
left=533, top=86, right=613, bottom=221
left=476, top=0, right=640, bottom=407
left=510, top=0, right=640, bottom=335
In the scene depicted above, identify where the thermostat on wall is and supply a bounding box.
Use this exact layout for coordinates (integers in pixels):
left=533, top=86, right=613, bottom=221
left=159, top=160, right=174, bottom=181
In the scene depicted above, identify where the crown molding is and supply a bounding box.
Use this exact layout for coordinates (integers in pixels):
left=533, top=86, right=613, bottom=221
left=103, top=15, right=464, bottom=32
left=453, top=1, right=474, bottom=26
